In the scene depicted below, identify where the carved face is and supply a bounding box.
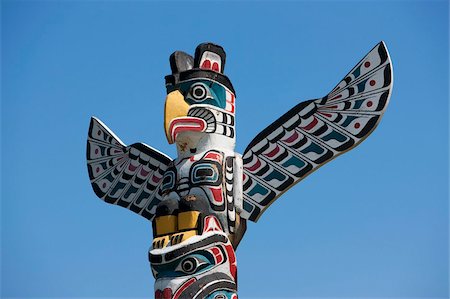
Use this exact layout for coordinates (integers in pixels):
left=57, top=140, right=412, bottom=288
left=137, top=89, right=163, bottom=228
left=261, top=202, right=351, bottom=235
left=150, top=226, right=237, bottom=298
left=151, top=43, right=243, bottom=299
left=163, top=43, right=236, bottom=154
left=164, top=78, right=236, bottom=151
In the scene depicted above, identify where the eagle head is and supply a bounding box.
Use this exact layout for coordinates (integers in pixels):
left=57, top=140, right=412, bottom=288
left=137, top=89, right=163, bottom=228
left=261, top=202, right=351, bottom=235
left=164, top=43, right=236, bottom=154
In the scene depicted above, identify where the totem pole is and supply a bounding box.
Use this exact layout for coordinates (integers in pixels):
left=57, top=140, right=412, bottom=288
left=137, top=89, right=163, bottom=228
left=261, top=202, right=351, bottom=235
left=87, top=42, right=393, bottom=298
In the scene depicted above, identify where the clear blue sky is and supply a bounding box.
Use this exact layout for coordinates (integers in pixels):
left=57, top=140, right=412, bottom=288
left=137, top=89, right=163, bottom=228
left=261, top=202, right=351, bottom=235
left=2, top=1, right=448, bottom=298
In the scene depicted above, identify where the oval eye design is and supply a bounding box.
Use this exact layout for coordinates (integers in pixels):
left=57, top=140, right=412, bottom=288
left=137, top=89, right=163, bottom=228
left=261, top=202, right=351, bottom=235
left=161, top=170, right=175, bottom=194
left=175, top=256, right=208, bottom=275
left=191, top=162, right=221, bottom=185
left=188, top=83, right=213, bottom=102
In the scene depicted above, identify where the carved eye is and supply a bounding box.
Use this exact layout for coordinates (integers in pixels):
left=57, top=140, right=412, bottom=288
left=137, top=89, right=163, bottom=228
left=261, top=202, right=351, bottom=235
left=175, top=256, right=208, bottom=275
left=188, top=83, right=213, bottom=102
left=161, top=170, right=175, bottom=194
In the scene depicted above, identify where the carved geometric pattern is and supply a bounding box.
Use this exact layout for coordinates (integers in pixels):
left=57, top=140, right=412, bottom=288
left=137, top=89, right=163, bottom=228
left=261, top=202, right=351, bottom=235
left=87, top=117, right=172, bottom=220
left=241, top=42, right=393, bottom=221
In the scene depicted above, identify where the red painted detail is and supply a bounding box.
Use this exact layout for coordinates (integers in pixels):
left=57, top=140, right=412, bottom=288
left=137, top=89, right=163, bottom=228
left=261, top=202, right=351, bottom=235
left=211, top=247, right=220, bottom=256
left=302, top=117, right=318, bottom=131
left=155, top=290, right=162, bottom=299
left=162, top=288, right=172, bottom=299
left=128, top=164, right=137, bottom=171
left=173, top=277, right=196, bottom=299
left=367, top=101, right=373, bottom=107
left=95, top=148, right=99, bottom=155
left=243, top=173, right=247, bottom=181
left=225, top=92, right=235, bottom=113
left=283, top=130, right=299, bottom=143
left=245, top=158, right=261, bottom=172
left=209, top=187, right=224, bottom=204
left=212, top=62, right=219, bottom=72
left=354, top=122, right=361, bottom=129
left=225, top=244, right=237, bottom=281
left=327, top=105, right=338, bottom=109
left=231, top=294, right=238, bottom=299
left=211, top=247, right=223, bottom=264
left=203, top=215, right=224, bottom=233
left=319, top=112, right=332, bottom=118
left=331, top=94, right=342, bottom=100
left=265, top=145, right=280, bottom=158
left=140, top=168, right=149, bottom=176
left=227, top=103, right=235, bottom=113
left=169, top=117, right=207, bottom=142
left=204, top=151, right=223, bottom=162
left=364, top=61, right=371, bottom=68
left=369, top=80, right=376, bottom=86
left=201, top=59, right=211, bottom=69
left=152, top=174, right=161, bottom=184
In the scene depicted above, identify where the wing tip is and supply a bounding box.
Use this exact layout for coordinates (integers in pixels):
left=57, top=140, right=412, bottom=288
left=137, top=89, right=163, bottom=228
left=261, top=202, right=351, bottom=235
left=88, top=116, right=127, bottom=147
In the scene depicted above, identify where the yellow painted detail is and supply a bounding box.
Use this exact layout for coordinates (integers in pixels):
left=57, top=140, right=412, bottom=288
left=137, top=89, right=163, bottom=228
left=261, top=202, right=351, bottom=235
left=164, top=90, right=189, bottom=144
left=170, top=230, right=197, bottom=245
left=152, top=235, right=170, bottom=249
left=178, top=211, right=200, bottom=231
left=155, top=215, right=177, bottom=236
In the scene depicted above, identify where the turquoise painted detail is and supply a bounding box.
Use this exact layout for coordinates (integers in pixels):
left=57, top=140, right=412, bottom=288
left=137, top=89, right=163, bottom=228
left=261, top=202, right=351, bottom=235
left=352, top=65, right=361, bottom=78
left=301, top=142, right=324, bottom=155
left=152, top=251, right=215, bottom=279
left=264, top=169, right=286, bottom=183
left=282, top=155, right=306, bottom=169
left=192, top=163, right=219, bottom=184
left=243, top=200, right=254, bottom=213
left=322, top=130, right=347, bottom=143
left=179, top=80, right=227, bottom=109
left=161, top=171, right=175, bottom=193
left=353, top=99, right=365, bottom=109
left=247, top=183, right=269, bottom=197
left=341, top=115, right=358, bottom=127
left=206, top=291, right=236, bottom=299
left=357, top=78, right=368, bottom=92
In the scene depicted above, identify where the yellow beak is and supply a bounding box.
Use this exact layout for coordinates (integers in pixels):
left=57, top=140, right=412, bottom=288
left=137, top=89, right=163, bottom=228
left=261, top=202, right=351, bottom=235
left=164, top=90, right=190, bottom=144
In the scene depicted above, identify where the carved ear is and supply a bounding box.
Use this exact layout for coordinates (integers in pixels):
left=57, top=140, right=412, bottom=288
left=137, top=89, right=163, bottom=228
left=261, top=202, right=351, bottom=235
left=169, top=51, right=194, bottom=74
left=194, top=43, right=226, bottom=73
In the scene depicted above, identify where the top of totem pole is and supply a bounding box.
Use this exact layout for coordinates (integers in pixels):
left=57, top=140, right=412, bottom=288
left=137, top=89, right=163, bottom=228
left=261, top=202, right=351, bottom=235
left=165, top=42, right=235, bottom=94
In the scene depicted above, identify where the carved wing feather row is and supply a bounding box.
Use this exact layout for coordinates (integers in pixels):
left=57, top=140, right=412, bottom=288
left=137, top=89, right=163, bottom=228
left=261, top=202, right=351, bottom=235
left=241, top=42, right=393, bottom=222
left=87, top=117, right=172, bottom=220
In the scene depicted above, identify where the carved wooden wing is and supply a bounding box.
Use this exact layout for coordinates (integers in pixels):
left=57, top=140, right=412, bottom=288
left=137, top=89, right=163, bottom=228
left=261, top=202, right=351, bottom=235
left=87, top=117, right=172, bottom=220
left=240, top=42, right=393, bottom=222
